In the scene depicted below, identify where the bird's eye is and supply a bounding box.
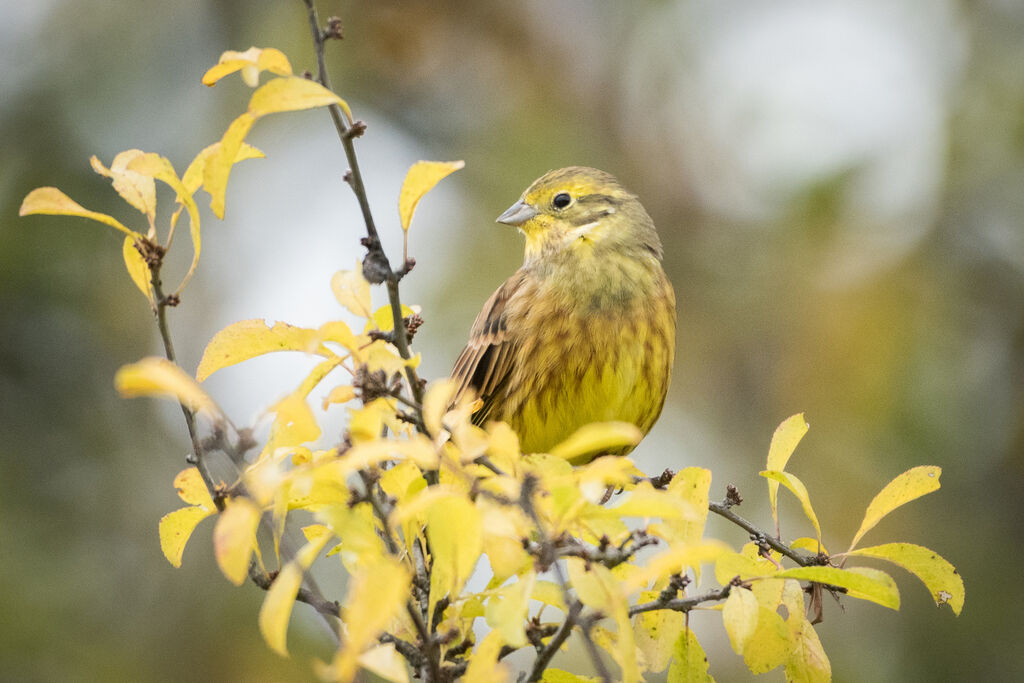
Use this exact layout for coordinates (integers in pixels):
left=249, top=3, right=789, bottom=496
left=552, top=192, right=572, bottom=209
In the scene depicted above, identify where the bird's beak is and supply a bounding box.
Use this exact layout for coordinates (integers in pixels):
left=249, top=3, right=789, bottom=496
left=496, top=199, right=539, bottom=226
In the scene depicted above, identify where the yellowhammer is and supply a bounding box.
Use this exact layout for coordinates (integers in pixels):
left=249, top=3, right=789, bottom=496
left=452, top=167, right=676, bottom=462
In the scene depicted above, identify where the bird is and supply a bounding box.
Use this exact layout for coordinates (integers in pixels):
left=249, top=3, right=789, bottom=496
left=450, top=167, right=676, bottom=464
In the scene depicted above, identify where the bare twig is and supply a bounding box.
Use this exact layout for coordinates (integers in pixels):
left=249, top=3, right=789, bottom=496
left=300, top=0, right=424, bottom=409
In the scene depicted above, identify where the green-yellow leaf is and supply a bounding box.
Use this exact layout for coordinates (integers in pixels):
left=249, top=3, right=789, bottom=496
left=19, top=187, right=137, bottom=236
left=202, top=47, right=293, bottom=87
left=742, top=607, right=790, bottom=674
left=848, top=466, right=942, bottom=551
left=196, top=319, right=326, bottom=382
left=159, top=506, right=214, bottom=567
left=722, top=586, right=760, bottom=655
left=398, top=160, right=464, bottom=232
left=122, top=236, right=154, bottom=306
left=766, top=413, right=809, bottom=530
left=785, top=617, right=831, bottom=683
left=667, top=627, right=713, bottom=683
left=633, top=590, right=684, bottom=673
left=368, top=303, right=417, bottom=332
left=248, top=76, right=352, bottom=120
left=331, top=262, right=373, bottom=318
left=775, top=566, right=900, bottom=609
left=90, top=150, right=157, bottom=222
left=213, top=497, right=261, bottom=586
left=845, top=542, right=964, bottom=615
left=759, top=470, right=822, bottom=543
left=115, top=356, right=220, bottom=417
left=548, top=421, right=643, bottom=462
left=204, top=113, right=255, bottom=219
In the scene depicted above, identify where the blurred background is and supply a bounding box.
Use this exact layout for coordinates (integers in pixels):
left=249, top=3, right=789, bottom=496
left=2, top=0, right=1022, bottom=680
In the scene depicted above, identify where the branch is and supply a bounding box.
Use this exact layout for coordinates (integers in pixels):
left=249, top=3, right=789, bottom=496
left=519, top=475, right=613, bottom=683
left=629, top=585, right=734, bottom=617
left=300, top=0, right=424, bottom=410
left=640, top=471, right=823, bottom=567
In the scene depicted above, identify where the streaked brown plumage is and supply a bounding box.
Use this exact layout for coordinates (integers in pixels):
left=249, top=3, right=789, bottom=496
left=452, top=167, right=675, bottom=462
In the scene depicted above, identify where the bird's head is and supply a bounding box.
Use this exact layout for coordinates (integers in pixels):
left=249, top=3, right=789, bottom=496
left=496, top=166, right=663, bottom=263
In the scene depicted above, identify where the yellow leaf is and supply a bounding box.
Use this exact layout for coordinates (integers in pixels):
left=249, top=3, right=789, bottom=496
left=398, top=160, right=465, bottom=232
left=722, top=586, right=760, bottom=655
left=844, top=542, right=964, bottom=615
left=422, top=378, right=457, bottom=437
left=348, top=398, right=394, bottom=444
left=204, top=113, right=255, bottom=219
left=196, top=319, right=326, bottom=382
left=714, top=547, right=779, bottom=585
left=358, top=643, right=410, bottom=683
left=426, top=495, right=483, bottom=605
left=530, top=580, right=567, bottom=612
left=248, top=76, right=352, bottom=120
left=90, top=150, right=157, bottom=222
left=182, top=141, right=264, bottom=195
left=541, top=670, right=599, bottom=683
left=742, top=607, right=790, bottom=674
left=848, top=466, right=942, bottom=551
left=633, top=590, right=684, bottom=673
left=759, top=470, right=822, bottom=543
left=622, top=542, right=727, bottom=594
left=548, top=421, right=643, bottom=462
left=213, top=497, right=261, bottom=585
left=667, top=627, right=713, bottom=683
left=656, top=468, right=712, bottom=575
left=790, top=537, right=828, bottom=555
left=122, top=236, right=154, bottom=306
left=173, top=467, right=215, bottom=508
left=125, top=153, right=203, bottom=293
left=785, top=617, right=831, bottom=683
left=19, top=187, right=137, bottom=236
left=485, top=573, right=535, bottom=648
left=464, top=629, right=508, bottom=683
left=322, top=384, right=356, bottom=410
left=258, top=562, right=302, bottom=656
left=159, top=506, right=214, bottom=567
left=267, top=392, right=321, bottom=452
left=332, top=556, right=411, bottom=681
left=368, top=303, right=417, bottom=332
left=610, top=482, right=698, bottom=520
left=313, top=320, right=362, bottom=353
left=765, top=414, right=809, bottom=530
left=202, top=47, right=293, bottom=87
left=775, top=566, right=900, bottom=609
left=115, top=356, right=220, bottom=417
left=331, top=263, right=373, bottom=318
left=258, top=534, right=329, bottom=656
left=485, top=421, right=521, bottom=471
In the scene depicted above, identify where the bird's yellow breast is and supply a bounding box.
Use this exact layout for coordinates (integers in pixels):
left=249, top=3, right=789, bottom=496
left=496, top=257, right=675, bottom=460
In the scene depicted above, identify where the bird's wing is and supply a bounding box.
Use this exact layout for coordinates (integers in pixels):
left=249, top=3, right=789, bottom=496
left=451, top=272, right=525, bottom=425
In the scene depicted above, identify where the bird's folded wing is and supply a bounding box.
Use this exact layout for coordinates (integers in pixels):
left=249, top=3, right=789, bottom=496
left=451, top=272, right=525, bottom=425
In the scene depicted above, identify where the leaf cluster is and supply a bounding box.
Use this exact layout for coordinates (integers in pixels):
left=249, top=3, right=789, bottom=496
left=19, top=31, right=963, bottom=683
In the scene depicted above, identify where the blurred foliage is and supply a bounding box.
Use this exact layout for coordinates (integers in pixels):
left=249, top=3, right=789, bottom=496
left=3, top=0, right=1023, bottom=680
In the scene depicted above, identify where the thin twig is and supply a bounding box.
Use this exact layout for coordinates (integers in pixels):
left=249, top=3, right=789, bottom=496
left=628, top=585, right=734, bottom=617
left=519, top=475, right=613, bottom=683
left=709, top=500, right=819, bottom=566
left=301, top=0, right=424, bottom=409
